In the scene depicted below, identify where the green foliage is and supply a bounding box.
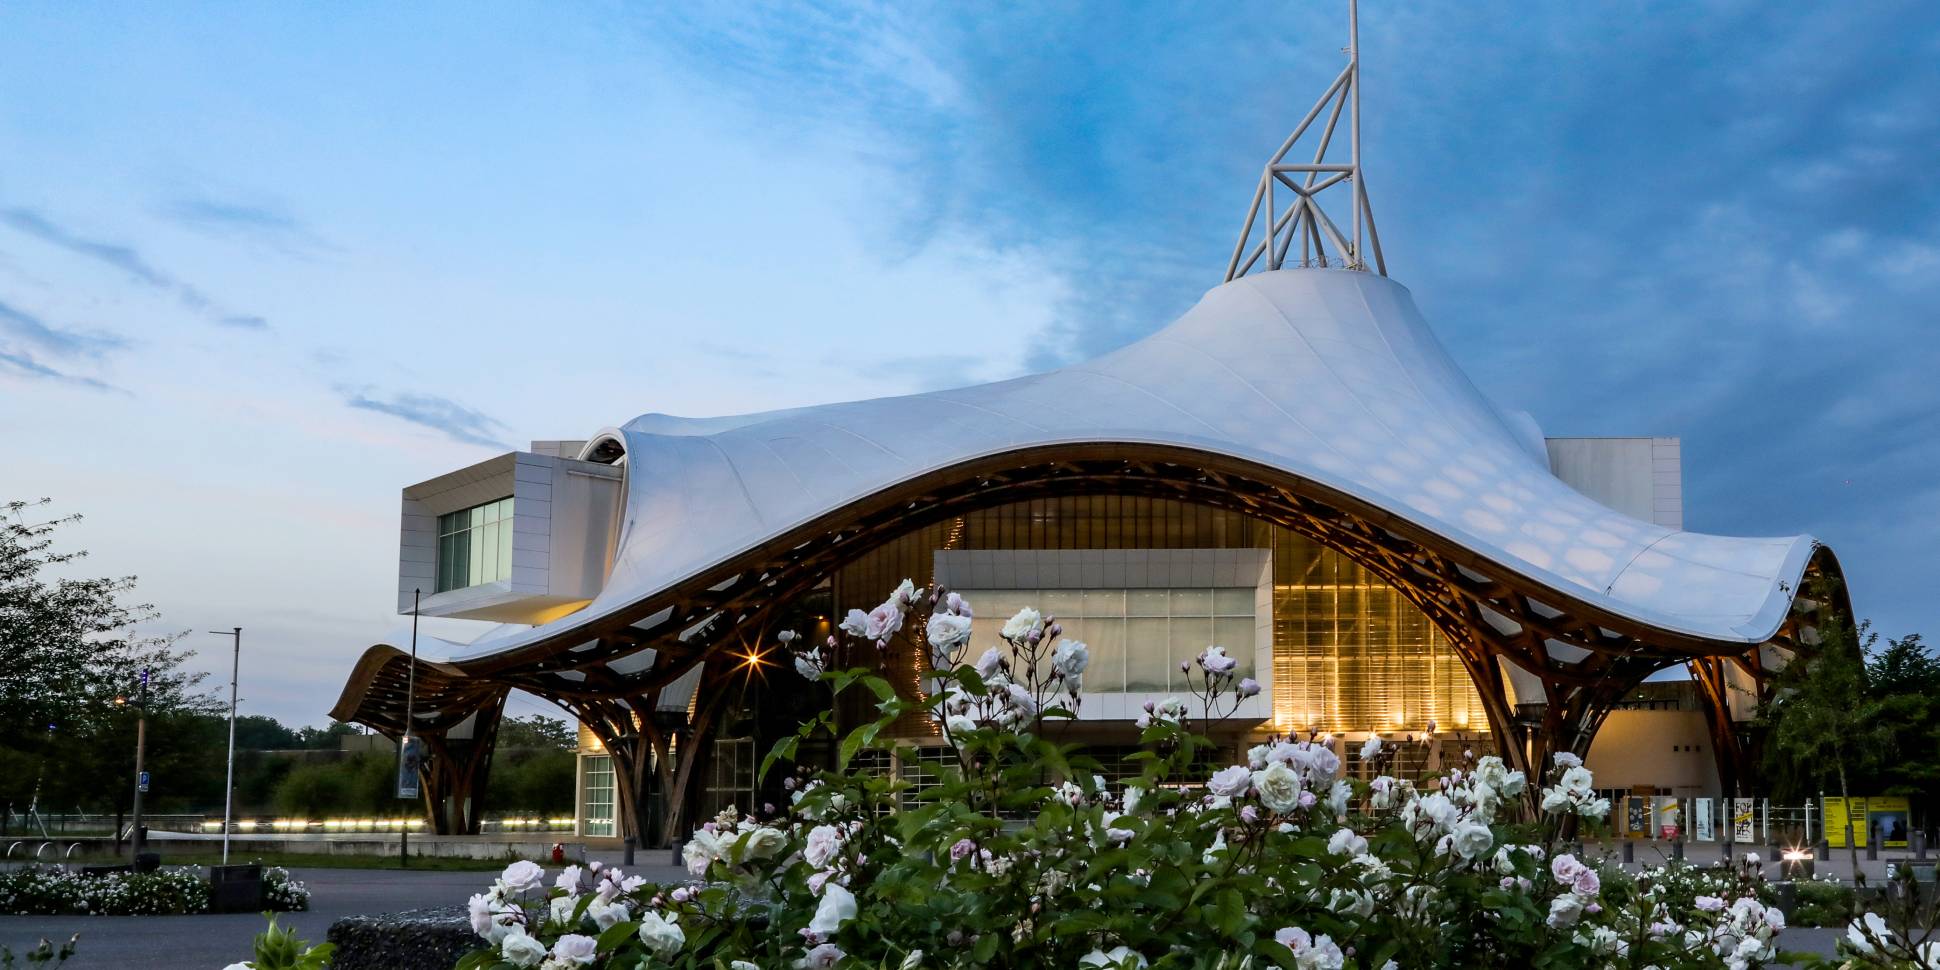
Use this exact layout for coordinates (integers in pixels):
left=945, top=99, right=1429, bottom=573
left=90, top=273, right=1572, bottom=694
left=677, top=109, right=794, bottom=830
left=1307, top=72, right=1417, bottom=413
left=449, top=585, right=1798, bottom=970
left=498, top=714, right=574, bottom=751
left=1789, top=878, right=1857, bottom=929
left=0, top=499, right=220, bottom=815
left=1757, top=581, right=1940, bottom=807
left=0, top=934, right=77, bottom=969
left=0, top=865, right=208, bottom=915
left=488, top=747, right=576, bottom=816
left=241, top=914, right=334, bottom=970
left=272, top=750, right=398, bottom=817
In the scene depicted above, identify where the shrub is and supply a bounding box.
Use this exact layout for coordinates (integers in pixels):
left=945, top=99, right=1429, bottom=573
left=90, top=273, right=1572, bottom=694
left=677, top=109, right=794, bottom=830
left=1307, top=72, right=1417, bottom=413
left=0, top=863, right=307, bottom=916
left=443, top=583, right=1824, bottom=970
left=262, top=866, right=311, bottom=912
left=1790, top=877, right=1856, bottom=929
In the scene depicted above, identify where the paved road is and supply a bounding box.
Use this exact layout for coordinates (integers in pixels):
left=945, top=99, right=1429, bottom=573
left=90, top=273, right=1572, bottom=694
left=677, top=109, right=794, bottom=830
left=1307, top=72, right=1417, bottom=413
left=0, top=863, right=1848, bottom=969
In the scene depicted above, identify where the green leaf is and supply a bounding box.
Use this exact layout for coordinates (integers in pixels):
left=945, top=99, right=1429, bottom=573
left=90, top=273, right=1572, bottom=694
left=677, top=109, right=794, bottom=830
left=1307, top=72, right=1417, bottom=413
left=838, top=720, right=885, bottom=771
left=596, top=919, right=639, bottom=951
left=759, top=734, right=800, bottom=782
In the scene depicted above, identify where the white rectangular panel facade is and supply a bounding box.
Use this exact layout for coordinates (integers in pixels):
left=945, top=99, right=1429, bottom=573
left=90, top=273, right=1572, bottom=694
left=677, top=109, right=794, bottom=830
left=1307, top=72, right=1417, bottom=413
left=399, top=451, right=624, bottom=622
left=933, top=549, right=1273, bottom=724
left=1545, top=437, right=1683, bottom=530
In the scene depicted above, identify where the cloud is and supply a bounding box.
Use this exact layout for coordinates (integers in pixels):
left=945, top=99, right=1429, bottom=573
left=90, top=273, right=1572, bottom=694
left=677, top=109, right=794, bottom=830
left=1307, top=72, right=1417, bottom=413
left=621, top=1, right=1940, bottom=638
left=0, top=297, right=125, bottom=359
left=0, top=206, right=272, bottom=330
left=161, top=196, right=333, bottom=256
left=219, top=314, right=270, bottom=330
left=0, top=348, right=115, bottom=391
left=341, top=388, right=512, bottom=449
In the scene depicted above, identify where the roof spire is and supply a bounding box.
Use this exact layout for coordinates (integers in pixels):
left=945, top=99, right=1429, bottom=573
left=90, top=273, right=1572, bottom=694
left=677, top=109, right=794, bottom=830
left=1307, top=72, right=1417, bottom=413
left=1224, top=0, right=1386, bottom=281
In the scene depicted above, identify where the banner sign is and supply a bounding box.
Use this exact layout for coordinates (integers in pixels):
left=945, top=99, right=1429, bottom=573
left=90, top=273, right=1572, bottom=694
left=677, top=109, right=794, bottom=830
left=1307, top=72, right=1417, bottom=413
left=1827, top=796, right=1913, bottom=848
left=1626, top=797, right=1648, bottom=836
left=1869, top=796, right=1911, bottom=848
left=1694, top=798, right=1715, bottom=841
left=1732, top=798, right=1755, bottom=842
left=397, top=736, right=424, bottom=800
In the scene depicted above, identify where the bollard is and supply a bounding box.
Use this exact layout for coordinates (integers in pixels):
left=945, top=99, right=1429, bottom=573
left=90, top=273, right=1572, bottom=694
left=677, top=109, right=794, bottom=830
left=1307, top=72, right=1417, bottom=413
left=1723, top=839, right=1734, bottom=862
left=1672, top=841, right=1685, bottom=861
left=1622, top=841, right=1634, bottom=864
left=624, top=837, right=636, bottom=867
left=400, top=828, right=409, bottom=868
left=1916, top=831, right=1929, bottom=862
left=1867, top=837, right=1878, bottom=862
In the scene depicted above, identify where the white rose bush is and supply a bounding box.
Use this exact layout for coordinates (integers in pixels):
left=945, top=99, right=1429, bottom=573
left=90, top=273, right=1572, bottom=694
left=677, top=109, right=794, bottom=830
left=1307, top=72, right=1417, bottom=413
left=450, top=582, right=1927, bottom=970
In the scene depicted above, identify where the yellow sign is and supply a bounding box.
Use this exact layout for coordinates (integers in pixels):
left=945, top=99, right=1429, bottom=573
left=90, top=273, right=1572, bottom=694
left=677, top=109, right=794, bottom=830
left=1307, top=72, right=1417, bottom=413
left=1824, top=796, right=1913, bottom=848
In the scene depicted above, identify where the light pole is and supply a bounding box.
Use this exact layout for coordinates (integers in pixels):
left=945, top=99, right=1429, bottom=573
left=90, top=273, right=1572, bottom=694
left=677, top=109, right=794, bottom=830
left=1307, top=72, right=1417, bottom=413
left=209, top=628, right=242, bottom=865
left=115, top=669, right=151, bottom=863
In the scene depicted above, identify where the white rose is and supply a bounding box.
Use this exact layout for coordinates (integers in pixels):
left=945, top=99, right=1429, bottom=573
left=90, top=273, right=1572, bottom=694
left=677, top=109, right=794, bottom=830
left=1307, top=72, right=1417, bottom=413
left=1252, top=761, right=1303, bottom=814
left=1546, top=894, right=1584, bottom=928
left=549, top=934, right=599, bottom=966
left=1079, top=946, right=1149, bottom=968
left=637, top=909, right=686, bottom=958
left=1207, top=765, right=1252, bottom=798
left=587, top=897, right=630, bottom=931
left=500, top=931, right=548, bottom=968
left=499, top=860, right=546, bottom=895
left=1001, top=607, right=1043, bottom=642
left=808, top=882, right=858, bottom=940
left=900, top=951, right=925, bottom=970
left=1326, top=827, right=1367, bottom=857
left=682, top=828, right=723, bottom=876
left=731, top=963, right=761, bottom=970
left=804, top=824, right=843, bottom=869
left=1359, top=736, right=1383, bottom=761
left=1051, top=638, right=1090, bottom=677
left=945, top=713, right=977, bottom=735
left=739, top=825, right=786, bottom=861
left=1450, top=822, right=1494, bottom=861
left=926, top=612, right=974, bottom=656
left=549, top=894, right=579, bottom=927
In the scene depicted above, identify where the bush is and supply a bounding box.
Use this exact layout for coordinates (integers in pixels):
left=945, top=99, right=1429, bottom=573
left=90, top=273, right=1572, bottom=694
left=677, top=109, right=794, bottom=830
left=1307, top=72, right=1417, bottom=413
left=0, top=864, right=309, bottom=916
left=263, top=866, right=312, bottom=912
left=1791, top=877, right=1857, bottom=929
left=442, top=583, right=1820, bottom=970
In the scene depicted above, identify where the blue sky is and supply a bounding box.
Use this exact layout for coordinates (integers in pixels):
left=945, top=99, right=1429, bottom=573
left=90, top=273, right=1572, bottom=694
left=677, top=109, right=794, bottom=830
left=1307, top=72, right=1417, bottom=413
left=2, top=2, right=1936, bottom=726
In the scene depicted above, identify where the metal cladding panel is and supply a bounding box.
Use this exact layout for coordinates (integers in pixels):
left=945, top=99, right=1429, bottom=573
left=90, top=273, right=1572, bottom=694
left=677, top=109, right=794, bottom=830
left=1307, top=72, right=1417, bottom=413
left=447, top=268, right=1818, bottom=662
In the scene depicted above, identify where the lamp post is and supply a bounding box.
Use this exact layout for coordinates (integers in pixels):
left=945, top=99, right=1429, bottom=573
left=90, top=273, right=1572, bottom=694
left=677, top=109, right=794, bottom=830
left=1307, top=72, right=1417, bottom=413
left=209, top=628, right=242, bottom=865
left=115, top=669, right=151, bottom=862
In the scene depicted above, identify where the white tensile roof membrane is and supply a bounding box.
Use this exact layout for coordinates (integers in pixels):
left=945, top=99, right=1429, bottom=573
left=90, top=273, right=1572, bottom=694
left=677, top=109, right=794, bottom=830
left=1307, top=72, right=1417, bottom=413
left=448, top=268, right=1817, bottom=662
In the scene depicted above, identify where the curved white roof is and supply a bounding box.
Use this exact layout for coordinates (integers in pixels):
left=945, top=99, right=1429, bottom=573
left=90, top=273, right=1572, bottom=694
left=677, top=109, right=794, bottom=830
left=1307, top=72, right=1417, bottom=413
left=451, top=268, right=1817, bottom=661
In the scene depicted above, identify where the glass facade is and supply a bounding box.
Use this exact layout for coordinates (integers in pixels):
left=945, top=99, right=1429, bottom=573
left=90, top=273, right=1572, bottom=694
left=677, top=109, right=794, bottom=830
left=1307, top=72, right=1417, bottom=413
left=699, top=737, right=755, bottom=821
left=437, top=497, right=514, bottom=593
left=831, top=495, right=1484, bottom=737
left=580, top=754, right=615, bottom=837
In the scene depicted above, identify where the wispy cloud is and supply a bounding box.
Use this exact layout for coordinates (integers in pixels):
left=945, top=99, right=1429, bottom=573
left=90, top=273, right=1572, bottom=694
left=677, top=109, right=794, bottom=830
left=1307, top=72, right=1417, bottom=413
left=341, top=388, right=511, bottom=449
left=219, top=314, right=270, bottom=330
left=0, top=206, right=272, bottom=330
left=0, top=348, right=115, bottom=391
left=0, top=297, right=125, bottom=359
left=161, top=196, right=332, bottom=257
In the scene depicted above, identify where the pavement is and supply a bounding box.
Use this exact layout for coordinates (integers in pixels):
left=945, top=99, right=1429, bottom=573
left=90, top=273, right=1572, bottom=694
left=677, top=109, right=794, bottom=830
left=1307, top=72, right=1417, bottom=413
left=0, top=864, right=686, bottom=969
left=0, top=855, right=1865, bottom=968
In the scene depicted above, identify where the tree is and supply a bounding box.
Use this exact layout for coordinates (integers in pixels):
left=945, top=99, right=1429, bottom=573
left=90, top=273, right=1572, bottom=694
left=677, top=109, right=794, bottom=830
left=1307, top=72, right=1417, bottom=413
left=0, top=499, right=217, bottom=816
left=1756, top=596, right=1889, bottom=869
left=1864, top=634, right=1940, bottom=803
left=499, top=713, right=574, bottom=751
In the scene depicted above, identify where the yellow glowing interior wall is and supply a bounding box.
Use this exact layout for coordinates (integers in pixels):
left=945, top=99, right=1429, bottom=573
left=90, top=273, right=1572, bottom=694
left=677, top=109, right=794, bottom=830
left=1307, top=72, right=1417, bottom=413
left=829, top=496, right=1486, bottom=736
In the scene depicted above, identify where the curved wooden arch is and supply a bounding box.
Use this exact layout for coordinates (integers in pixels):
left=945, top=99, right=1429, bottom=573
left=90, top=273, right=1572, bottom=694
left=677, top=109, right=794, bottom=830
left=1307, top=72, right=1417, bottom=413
left=334, top=442, right=1846, bottom=840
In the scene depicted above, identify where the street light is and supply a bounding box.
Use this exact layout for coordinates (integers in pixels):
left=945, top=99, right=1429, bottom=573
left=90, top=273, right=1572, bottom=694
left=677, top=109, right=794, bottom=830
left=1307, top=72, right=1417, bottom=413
left=208, top=628, right=242, bottom=865
left=115, top=669, right=151, bottom=863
